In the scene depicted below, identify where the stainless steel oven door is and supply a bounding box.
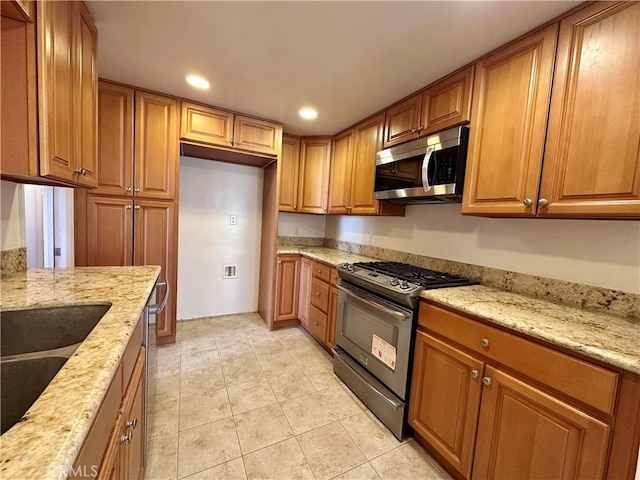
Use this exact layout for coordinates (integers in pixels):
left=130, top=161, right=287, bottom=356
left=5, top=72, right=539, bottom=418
left=335, top=282, right=414, bottom=400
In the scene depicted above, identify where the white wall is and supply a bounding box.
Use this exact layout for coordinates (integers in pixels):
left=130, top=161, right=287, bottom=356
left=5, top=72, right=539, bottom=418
left=177, top=157, right=263, bottom=319
left=278, top=212, right=326, bottom=237
left=325, top=204, right=640, bottom=294
left=1, top=180, right=26, bottom=250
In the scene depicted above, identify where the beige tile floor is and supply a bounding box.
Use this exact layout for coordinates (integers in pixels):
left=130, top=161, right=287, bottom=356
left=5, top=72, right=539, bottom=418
left=145, top=313, right=452, bottom=480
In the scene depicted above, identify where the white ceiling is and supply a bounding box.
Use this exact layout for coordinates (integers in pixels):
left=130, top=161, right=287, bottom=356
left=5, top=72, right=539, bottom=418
left=87, top=1, right=578, bottom=136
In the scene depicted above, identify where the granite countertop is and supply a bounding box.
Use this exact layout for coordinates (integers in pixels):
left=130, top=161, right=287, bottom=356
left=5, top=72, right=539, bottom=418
left=0, top=266, right=161, bottom=480
left=421, top=285, right=640, bottom=375
left=277, top=246, right=377, bottom=265
left=279, top=245, right=639, bottom=375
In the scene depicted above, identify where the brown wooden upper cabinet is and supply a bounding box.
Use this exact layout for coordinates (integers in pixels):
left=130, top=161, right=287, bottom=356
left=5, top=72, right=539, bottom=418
left=37, top=1, right=98, bottom=187
left=463, top=2, right=640, bottom=219
left=278, top=135, right=301, bottom=212
left=383, top=66, right=474, bottom=148
left=95, top=83, right=179, bottom=200
left=462, top=24, right=558, bottom=217
left=2, top=1, right=97, bottom=187
left=181, top=101, right=282, bottom=157
left=539, top=1, right=640, bottom=218
left=297, top=137, right=331, bottom=214
left=329, top=113, right=405, bottom=216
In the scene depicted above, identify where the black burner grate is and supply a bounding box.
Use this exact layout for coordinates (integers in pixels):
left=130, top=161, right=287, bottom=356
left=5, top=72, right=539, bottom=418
left=353, top=261, right=475, bottom=289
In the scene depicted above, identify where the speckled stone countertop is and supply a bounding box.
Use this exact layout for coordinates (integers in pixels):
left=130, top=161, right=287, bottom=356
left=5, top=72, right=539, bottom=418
left=277, top=246, right=376, bottom=265
left=421, top=285, right=640, bottom=375
left=0, top=266, right=160, bottom=480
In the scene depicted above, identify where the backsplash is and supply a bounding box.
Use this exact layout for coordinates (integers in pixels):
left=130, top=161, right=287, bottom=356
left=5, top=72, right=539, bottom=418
left=324, top=239, right=640, bottom=321
left=278, top=236, right=324, bottom=247
left=1, top=247, right=26, bottom=276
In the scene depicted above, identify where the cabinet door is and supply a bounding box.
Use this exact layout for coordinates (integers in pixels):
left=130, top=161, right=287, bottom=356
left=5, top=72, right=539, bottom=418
left=75, top=2, right=98, bottom=187
left=473, top=366, right=611, bottom=480
left=298, top=256, right=312, bottom=327
left=37, top=0, right=76, bottom=183
left=539, top=2, right=640, bottom=218
left=86, top=196, right=134, bottom=266
left=351, top=113, right=384, bottom=215
left=420, top=66, right=474, bottom=136
left=134, top=199, right=177, bottom=342
left=134, top=91, right=179, bottom=200
left=278, top=135, right=300, bottom=212
left=233, top=115, right=282, bottom=157
left=275, top=255, right=300, bottom=322
left=408, top=331, right=483, bottom=478
left=95, top=82, right=134, bottom=196
left=326, top=286, right=339, bottom=351
left=383, top=93, right=421, bottom=148
left=121, top=348, right=145, bottom=480
left=328, top=129, right=354, bottom=215
left=180, top=101, right=233, bottom=149
left=462, top=25, right=558, bottom=216
left=298, top=137, right=331, bottom=214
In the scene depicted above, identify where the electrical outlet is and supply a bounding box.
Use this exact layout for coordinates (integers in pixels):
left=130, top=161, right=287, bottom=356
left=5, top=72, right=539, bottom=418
left=230, top=215, right=237, bottom=226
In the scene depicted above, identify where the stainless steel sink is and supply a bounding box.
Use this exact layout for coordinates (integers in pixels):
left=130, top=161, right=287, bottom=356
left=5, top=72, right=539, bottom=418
left=1, top=356, right=68, bottom=434
left=1, top=304, right=111, bottom=356
left=0, top=304, right=111, bottom=434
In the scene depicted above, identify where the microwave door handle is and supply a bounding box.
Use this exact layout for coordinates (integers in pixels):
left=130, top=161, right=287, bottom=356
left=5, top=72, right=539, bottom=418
left=421, top=146, right=434, bottom=192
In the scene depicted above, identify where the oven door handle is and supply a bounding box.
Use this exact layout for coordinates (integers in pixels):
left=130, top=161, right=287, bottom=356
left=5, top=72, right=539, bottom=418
left=338, top=284, right=411, bottom=324
left=421, top=146, right=434, bottom=192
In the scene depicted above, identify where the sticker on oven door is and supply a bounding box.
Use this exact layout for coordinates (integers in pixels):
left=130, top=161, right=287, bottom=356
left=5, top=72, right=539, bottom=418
left=372, top=334, right=396, bottom=371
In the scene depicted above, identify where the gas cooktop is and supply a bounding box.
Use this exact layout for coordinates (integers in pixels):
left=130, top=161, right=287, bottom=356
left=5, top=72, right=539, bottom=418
left=337, top=261, right=475, bottom=308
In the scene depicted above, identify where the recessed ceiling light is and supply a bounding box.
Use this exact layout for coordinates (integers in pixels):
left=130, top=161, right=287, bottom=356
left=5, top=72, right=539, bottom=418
left=299, top=108, right=318, bottom=120
left=186, top=75, right=210, bottom=89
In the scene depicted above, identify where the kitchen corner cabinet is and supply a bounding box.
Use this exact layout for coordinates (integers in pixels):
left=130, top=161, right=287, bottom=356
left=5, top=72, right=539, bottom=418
left=72, top=317, right=145, bottom=480
left=275, top=255, right=300, bottom=327
left=410, top=302, right=617, bottom=479
left=382, top=66, right=474, bottom=148
left=180, top=101, right=282, bottom=157
left=298, top=256, right=312, bottom=327
left=328, top=114, right=405, bottom=216
left=37, top=1, right=98, bottom=187
left=539, top=1, right=640, bottom=218
left=298, top=137, right=332, bottom=214
left=278, top=135, right=301, bottom=212
left=462, top=24, right=558, bottom=217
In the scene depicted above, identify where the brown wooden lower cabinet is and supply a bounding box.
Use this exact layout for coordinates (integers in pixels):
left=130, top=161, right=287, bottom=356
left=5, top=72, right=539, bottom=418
left=298, top=256, right=312, bottom=328
left=409, top=301, right=628, bottom=480
left=274, top=255, right=300, bottom=327
left=73, top=316, right=146, bottom=480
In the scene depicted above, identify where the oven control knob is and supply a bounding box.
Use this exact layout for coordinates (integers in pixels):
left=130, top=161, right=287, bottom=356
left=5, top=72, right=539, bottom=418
left=390, top=278, right=399, bottom=286
left=400, top=281, right=410, bottom=289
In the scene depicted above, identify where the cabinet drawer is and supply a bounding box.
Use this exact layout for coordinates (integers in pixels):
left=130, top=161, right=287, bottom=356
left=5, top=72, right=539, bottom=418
left=122, top=317, right=143, bottom=391
left=312, top=261, right=331, bottom=283
left=420, top=303, right=619, bottom=415
left=308, top=305, right=328, bottom=343
left=330, top=268, right=340, bottom=287
left=310, top=277, right=330, bottom=313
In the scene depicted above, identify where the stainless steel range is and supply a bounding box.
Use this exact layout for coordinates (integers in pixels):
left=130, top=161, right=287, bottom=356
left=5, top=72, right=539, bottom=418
left=332, top=261, right=474, bottom=440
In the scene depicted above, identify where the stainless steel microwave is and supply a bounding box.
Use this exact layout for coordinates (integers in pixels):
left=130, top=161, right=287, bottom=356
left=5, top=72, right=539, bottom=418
left=374, top=126, right=469, bottom=204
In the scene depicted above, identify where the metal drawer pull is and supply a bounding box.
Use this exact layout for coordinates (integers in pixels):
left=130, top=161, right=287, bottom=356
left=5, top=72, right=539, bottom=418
left=470, top=369, right=479, bottom=379
left=482, top=377, right=492, bottom=386
left=480, top=338, right=490, bottom=348
left=148, top=281, right=169, bottom=315
left=126, top=418, right=137, bottom=429
left=120, top=432, right=132, bottom=443
left=523, top=198, right=533, bottom=206
left=316, top=292, right=321, bottom=296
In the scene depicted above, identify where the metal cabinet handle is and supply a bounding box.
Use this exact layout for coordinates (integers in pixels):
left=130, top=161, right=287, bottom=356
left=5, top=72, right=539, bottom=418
left=482, top=377, right=492, bottom=386
left=293, top=205, right=297, bottom=210
left=410, top=128, right=418, bottom=133
left=316, top=292, right=321, bottom=296
left=125, top=187, right=132, bottom=192
left=417, top=125, right=424, bottom=132
left=278, top=260, right=282, bottom=264
left=148, top=281, right=169, bottom=315
left=120, top=432, right=132, bottom=443
left=134, top=188, right=140, bottom=193
left=323, top=207, right=327, bottom=212
left=314, top=321, right=318, bottom=326
left=523, top=198, right=533, bottom=206
left=538, top=198, right=549, bottom=207
left=125, top=205, right=132, bottom=210
left=470, top=369, right=479, bottom=379
left=126, top=418, right=138, bottom=429
left=480, top=338, right=490, bottom=348
left=134, top=205, right=140, bottom=210
left=73, top=168, right=89, bottom=175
